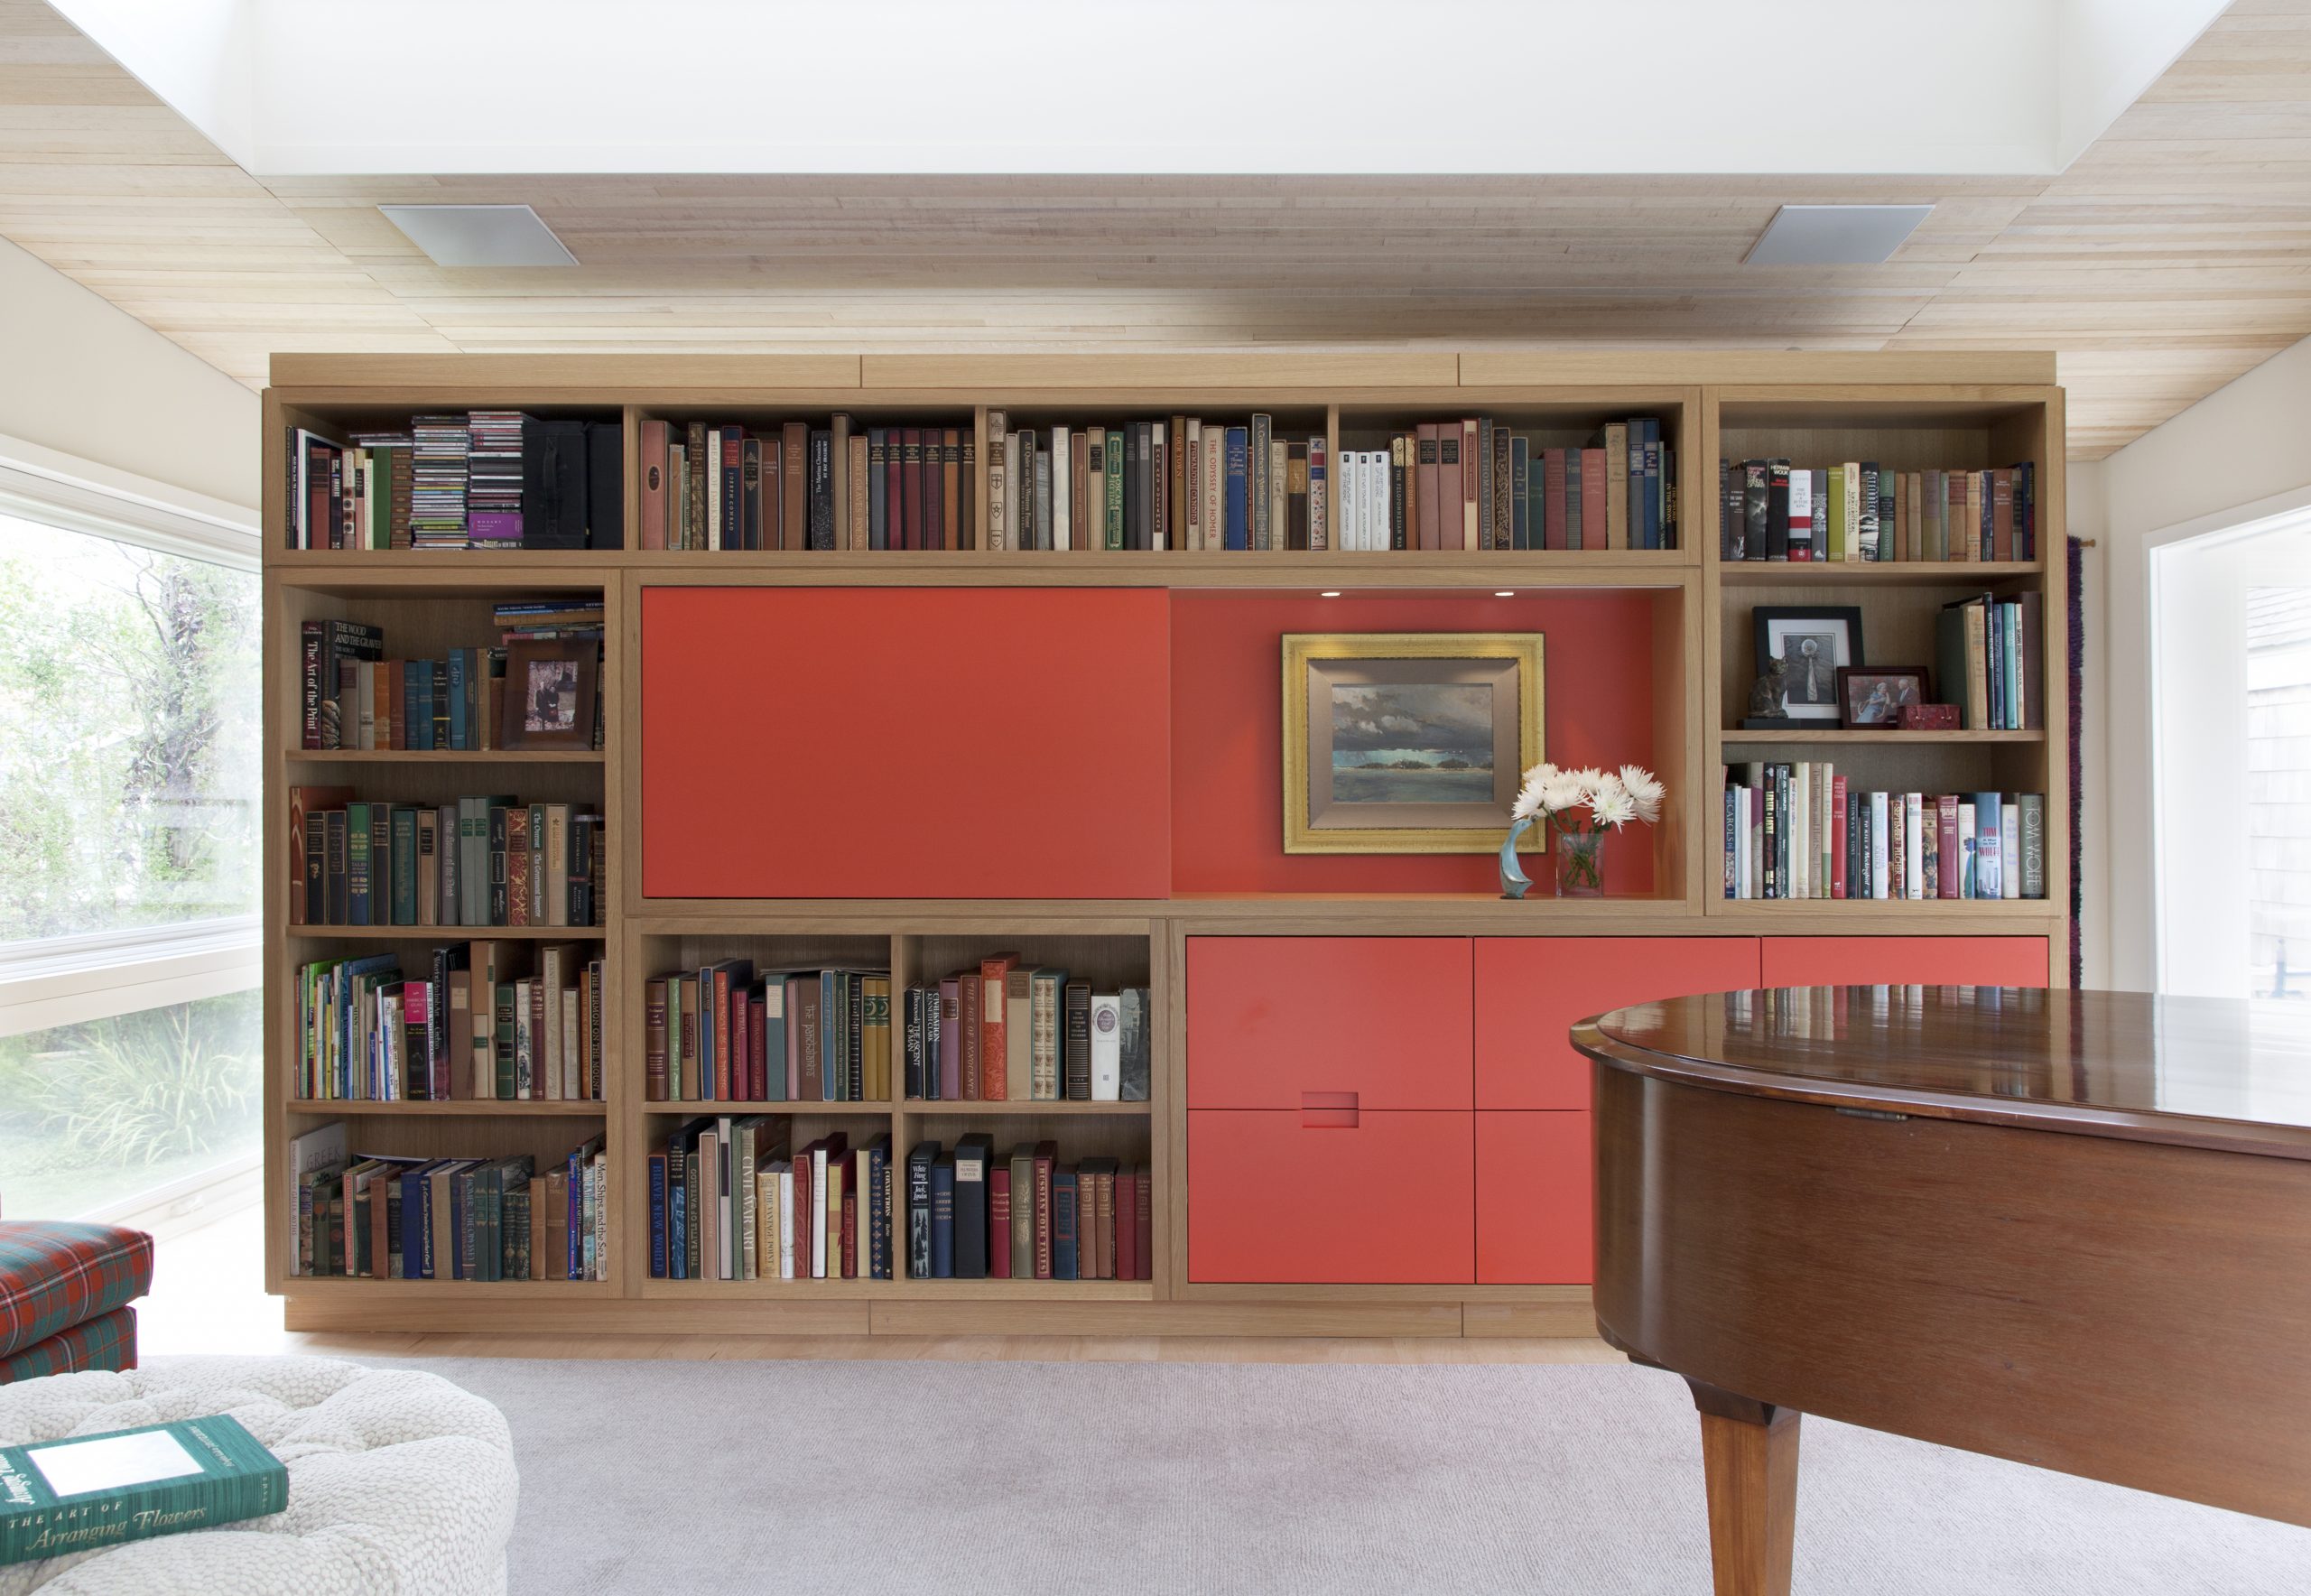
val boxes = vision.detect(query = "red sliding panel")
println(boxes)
[1761,936,2050,989]
[1474,937,1761,1109]
[1476,1111,1591,1285]
[1186,936,1472,1110]
[640,588,1171,898]
[1188,1109,1474,1284]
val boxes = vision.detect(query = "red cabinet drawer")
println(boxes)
[1186,936,1472,1110]
[1761,936,2049,989]
[1188,1109,1473,1284]
[1474,937,1760,1109]
[1476,1111,1591,1285]
[640,587,1172,898]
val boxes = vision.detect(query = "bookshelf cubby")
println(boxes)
[264,352,2066,1339]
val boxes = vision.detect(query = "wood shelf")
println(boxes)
[902,1100,1151,1116]
[1717,561,2043,587]
[286,924,608,940]
[642,1100,893,1116]
[283,748,604,765]
[1718,728,2045,746]
[287,1099,606,1115]
[264,353,2070,1337]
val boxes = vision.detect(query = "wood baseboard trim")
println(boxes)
[1463,1293,1598,1338]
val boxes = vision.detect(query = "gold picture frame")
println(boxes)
[1282,633,1545,855]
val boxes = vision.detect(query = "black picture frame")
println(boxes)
[1751,606,1865,723]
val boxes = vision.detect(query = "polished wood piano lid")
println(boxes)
[1576,987,2311,1161]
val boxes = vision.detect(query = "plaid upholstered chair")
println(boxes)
[0,1222,153,1383]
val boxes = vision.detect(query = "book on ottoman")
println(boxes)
[0,1413,286,1564]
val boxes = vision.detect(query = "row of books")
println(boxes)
[288,789,603,929]
[288,1121,608,1279]
[1722,764,2046,901]
[982,413,1676,553]
[298,602,606,751]
[903,968,1151,1101]
[644,965,891,1102]
[649,1121,894,1281]
[637,418,975,552]
[295,940,604,1103]
[284,415,623,551]
[1722,460,2039,563]
[1338,417,1675,552]
[910,1138,1151,1282]
[1937,592,2046,731]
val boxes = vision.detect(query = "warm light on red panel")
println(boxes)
[1169,590,1660,895]
[641,588,1172,899]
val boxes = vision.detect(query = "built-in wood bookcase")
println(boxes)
[262,351,2067,1339]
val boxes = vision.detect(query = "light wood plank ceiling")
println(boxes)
[4,0,2307,459]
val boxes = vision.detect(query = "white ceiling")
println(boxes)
[51,0,2223,177]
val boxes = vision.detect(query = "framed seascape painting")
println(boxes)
[1282,633,1545,854]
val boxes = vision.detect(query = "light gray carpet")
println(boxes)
[375,1357,2310,1596]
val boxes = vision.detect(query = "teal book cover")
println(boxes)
[0,1413,286,1565]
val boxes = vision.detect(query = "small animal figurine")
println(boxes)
[1746,654,1791,720]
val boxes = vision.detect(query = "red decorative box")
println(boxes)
[1901,704,1962,730]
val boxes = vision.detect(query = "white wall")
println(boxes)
[0,236,258,509]
[2094,330,2311,990]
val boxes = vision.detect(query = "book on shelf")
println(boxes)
[1722,762,2045,902]
[645,966,890,1103]
[290,1128,607,1281]
[1719,458,2037,563]
[636,417,971,551]
[1936,591,2046,730]
[298,601,605,751]
[897,970,1148,1101]
[647,1121,895,1283]
[0,1412,287,1566]
[285,413,623,551]
[287,790,603,930]
[903,1138,1149,1282]
[1336,414,1671,552]
[295,938,605,1103]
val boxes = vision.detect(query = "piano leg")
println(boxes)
[1686,1379,1802,1596]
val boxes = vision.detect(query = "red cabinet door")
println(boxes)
[1475,1111,1591,1285]
[1188,1109,1473,1284]
[640,587,1172,898]
[1187,937,1472,1110]
[1761,936,2049,989]
[1474,937,1761,1109]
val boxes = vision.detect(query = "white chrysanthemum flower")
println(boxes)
[1511,765,1553,823]
[1538,768,1589,815]
[1619,764,1665,824]
[1591,783,1638,830]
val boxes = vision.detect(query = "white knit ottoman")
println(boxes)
[0,1356,517,1596]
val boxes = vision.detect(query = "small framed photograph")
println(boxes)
[1751,606,1864,722]
[1836,666,1929,728]
[498,637,599,750]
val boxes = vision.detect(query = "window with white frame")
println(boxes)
[0,461,261,1222]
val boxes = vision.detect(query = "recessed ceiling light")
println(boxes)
[1319,590,1341,598]
[1744,204,1932,266]
[1495,590,1516,598]
[378,204,578,267]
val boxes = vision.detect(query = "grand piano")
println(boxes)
[1575,985,2311,1596]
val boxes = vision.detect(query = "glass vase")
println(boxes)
[1555,828,1605,897]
